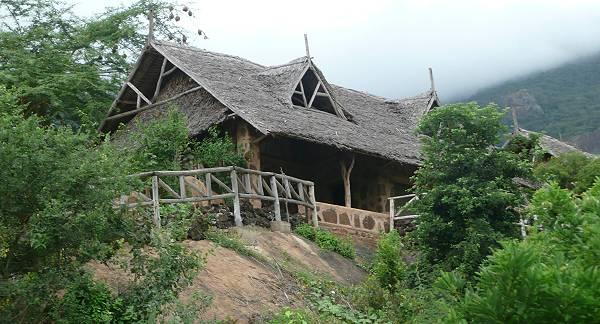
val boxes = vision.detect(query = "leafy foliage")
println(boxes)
[294,224,356,259]
[0,86,203,322]
[371,231,405,292]
[128,108,190,172]
[411,103,529,278]
[0,86,134,276]
[189,126,246,168]
[534,151,600,194]
[0,0,186,130]
[439,180,600,322]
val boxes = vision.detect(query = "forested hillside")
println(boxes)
[464,53,600,153]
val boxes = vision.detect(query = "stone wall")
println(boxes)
[316,202,389,236]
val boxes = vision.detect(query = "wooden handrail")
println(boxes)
[121,166,319,228]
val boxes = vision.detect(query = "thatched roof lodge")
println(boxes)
[99,39,439,214]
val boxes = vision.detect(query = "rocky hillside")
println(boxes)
[463,52,600,153]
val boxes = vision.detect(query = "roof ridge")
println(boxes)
[152,40,266,68]
[332,85,395,103]
[261,58,308,71]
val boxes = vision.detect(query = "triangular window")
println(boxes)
[292,68,345,118]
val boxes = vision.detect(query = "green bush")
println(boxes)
[128,109,190,172]
[189,126,246,168]
[439,180,600,322]
[294,224,356,259]
[534,151,591,191]
[412,103,528,278]
[372,231,405,291]
[53,274,117,323]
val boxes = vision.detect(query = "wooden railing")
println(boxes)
[388,194,530,237]
[120,166,318,228]
[388,194,419,230]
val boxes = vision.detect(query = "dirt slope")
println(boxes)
[92,226,367,323]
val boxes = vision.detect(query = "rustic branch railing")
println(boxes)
[388,194,419,231]
[388,194,531,237]
[120,166,319,228]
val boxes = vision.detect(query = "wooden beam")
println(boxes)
[158,178,180,198]
[339,154,355,208]
[299,80,308,107]
[307,80,321,108]
[105,86,203,121]
[152,57,168,102]
[126,82,151,105]
[162,66,178,77]
[308,68,347,120]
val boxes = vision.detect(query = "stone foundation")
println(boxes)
[316,202,389,235]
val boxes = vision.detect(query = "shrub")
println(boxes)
[372,231,405,291]
[534,151,591,191]
[439,180,600,323]
[128,108,189,172]
[188,126,246,168]
[53,274,117,324]
[294,224,356,259]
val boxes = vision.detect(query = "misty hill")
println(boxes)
[462,53,600,153]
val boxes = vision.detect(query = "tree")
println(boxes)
[411,103,530,278]
[0,0,186,130]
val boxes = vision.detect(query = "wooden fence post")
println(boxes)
[389,198,395,233]
[309,184,318,227]
[179,175,186,199]
[231,169,243,227]
[270,176,281,222]
[152,175,161,228]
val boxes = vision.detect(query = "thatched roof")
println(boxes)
[518,128,593,157]
[100,41,439,166]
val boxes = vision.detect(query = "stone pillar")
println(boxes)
[236,121,262,208]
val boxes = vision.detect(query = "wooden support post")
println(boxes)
[205,173,212,204]
[231,169,243,227]
[270,176,281,222]
[151,175,161,227]
[389,198,395,233]
[297,182,305,217]
[244,173,252,194]
[309,184,318,227]
[179,176,186,199]
[339,155,355,208]
[284,177,291,222]
[257,175,264,195]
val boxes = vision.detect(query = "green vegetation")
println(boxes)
[0,85,207,321]
[0,0,184,131]
[534,152,600,194]
[465,52,600,151]
[294,224,356,259]
[438,180,600,322]
[411,103,529,278]
[275,103,599,323]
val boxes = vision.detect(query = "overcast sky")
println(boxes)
[69,0,600,101]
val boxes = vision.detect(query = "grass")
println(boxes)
[294,224,356,259]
